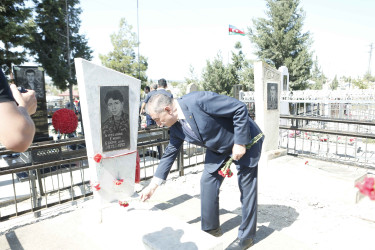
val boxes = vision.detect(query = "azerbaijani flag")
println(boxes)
[229,25,245,36]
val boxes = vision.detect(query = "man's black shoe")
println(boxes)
[204,227,223,237]
[226,238,254,250]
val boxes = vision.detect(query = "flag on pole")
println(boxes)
[229,25,245,36]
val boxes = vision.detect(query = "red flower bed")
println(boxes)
[52,108,78,134]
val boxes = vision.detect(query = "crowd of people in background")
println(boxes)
[139,78,173,128]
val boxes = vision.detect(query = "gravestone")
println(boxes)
[186,83,198,93]
[13,66,49,142]
[75,59,140,221]
[254,61,281,153]
[279,66,290,125]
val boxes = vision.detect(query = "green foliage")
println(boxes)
[310,56,326,90]
[200,42,254,95]
[0,0,34,75]
[230,42,254,91]
[27,0,92,91]
[330,75,339,90]
[201,53,235,95]
[248,0,313,90]
[364,72,375,82]
[352,78,369,89]
[100,18,148,84]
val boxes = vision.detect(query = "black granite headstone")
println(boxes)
[13,66,50,142]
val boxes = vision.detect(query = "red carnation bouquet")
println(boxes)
[219,133,264,178]
[52,108,78,134]
[356,177,375,200]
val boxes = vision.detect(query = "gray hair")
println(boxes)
[146,93,173,114]
[151,83,158,90]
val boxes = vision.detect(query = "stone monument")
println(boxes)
[279,66,290,125]
[186,83,198,93]
[254,61,282,154]
[75,59,140,221]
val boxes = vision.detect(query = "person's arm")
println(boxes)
[140,132,184,201]
[0,84,37,152]
[197,92,249,160]
[139,102,146,115]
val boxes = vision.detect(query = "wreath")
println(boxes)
[52,108,78,134]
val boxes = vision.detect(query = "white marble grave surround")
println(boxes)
[254,61,281,152]
[75,58,140,205]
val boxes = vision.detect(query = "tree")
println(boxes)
[352,78,368,89]
[310,56,326,90]
[0,1,33,76]
[27,0,92,107]
[330,75,339,90]
[229,42,255,91]
[201,53,235,95]
[100,18,148,86]
[200,42,255,95]
[363,72,375,82]
[248,0,313,90]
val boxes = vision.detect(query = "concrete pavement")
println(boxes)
[1,154,375,250]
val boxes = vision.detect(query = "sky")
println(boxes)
[79,0,375,82]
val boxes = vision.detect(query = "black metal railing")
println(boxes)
[0,127,206,222]
[279,115,375,169]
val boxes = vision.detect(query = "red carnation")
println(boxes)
[52,108,78,134]
[114,179,124,185]
[356,177,375,200]
[92,183,101,191]
[94,154,102,163]
[119,201,129,207]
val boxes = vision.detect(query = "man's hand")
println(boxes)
[232,144,246,161]
[140,183,158,202]
[10,84,37,115]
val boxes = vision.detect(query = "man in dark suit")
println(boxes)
[141,91,264,249]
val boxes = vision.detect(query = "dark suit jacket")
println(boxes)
[154,91,264,180]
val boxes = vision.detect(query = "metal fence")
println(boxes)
[239,89,375,168]
[279,90,375,168]
[0,128,206,222]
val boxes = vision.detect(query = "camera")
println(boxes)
[17,86,28,93]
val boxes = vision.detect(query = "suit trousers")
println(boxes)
[200,163,258,240]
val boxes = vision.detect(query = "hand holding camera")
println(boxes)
[10,84,37,115]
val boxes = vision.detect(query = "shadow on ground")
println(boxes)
[153,194,299,244]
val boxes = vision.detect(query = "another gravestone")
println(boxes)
[186,83,198,94]
[254,61,281,153]
[75,59,140,221]
[13,66,49,142]
[279,66,290,125]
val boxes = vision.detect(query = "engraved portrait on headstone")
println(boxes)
[14,66,45,99]
[267,82,278,110]
[100,86,130,152]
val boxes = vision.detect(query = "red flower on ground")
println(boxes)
[356,177,375,200]
[119,201,129,207]
[52,108,78,134]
